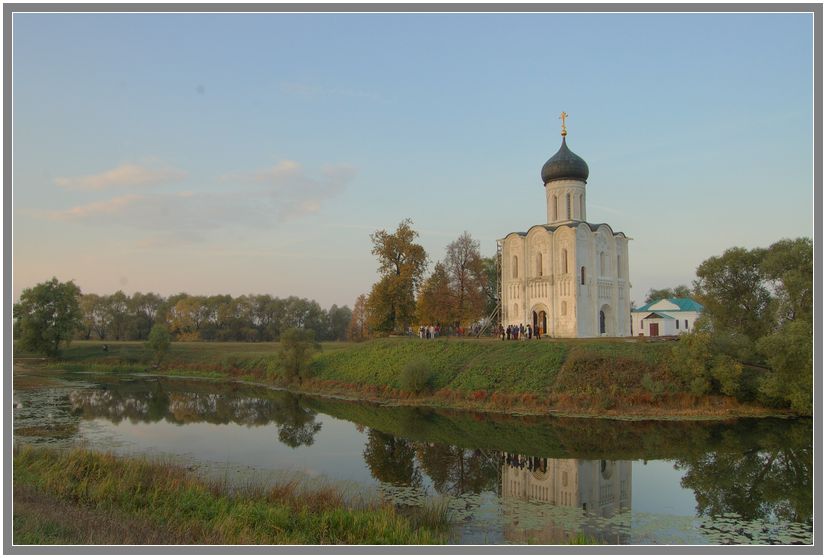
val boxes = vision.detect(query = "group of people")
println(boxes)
[418,324,442,339]
[417,323,485,339]
[498,323,541,340]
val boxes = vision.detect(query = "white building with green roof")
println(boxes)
[631,298,704,337]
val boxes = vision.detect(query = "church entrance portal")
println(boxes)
[599,304,613,336]
[532,309,547,336]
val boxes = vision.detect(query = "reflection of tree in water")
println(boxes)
[415,443,499,496]
[68,380,322,448]
[363,429,422,488]
[674,427,812,526]
[271,395,323,448]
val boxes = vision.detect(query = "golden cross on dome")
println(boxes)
[559,111,568,137]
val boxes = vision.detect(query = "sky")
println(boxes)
[12,11,814,309]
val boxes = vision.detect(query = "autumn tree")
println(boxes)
[366,219,428,334]
[415,262,453,326]
[480,255,499,318]
[347,294,370,341]
[444,231,487,328]
[14,277,83,357]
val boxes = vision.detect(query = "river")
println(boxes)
[13,372,813,545]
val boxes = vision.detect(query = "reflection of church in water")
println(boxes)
[501,453,632,544]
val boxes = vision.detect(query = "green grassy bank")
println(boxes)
[13,445,449,545]
[21,336,782,418]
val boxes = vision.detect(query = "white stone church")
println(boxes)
[499,116,631,338]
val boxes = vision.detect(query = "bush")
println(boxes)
[146,324,171,367]
[399,359,434,394]
[279,328,321,384]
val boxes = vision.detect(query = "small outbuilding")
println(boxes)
[631,298,703,337]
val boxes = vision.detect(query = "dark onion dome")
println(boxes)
[541,137,589,184]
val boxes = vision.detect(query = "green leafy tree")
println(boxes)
[278,328,321,384]
[760,237,813,326]
[127,292,164,340]
[644,284,693,304]
[14,277,83,357]
[757,320,813,415]
[146,324,172,367]
[326,304,353,341]
[106,290,130,340]
[367,219,428,334]
[693,247,773,341]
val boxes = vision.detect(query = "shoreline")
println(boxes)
[15,360,797,422]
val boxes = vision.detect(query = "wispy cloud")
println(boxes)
[226,159,357,221]
[54,163,187,191]
[48,194,143,220]
[46,160,357,242]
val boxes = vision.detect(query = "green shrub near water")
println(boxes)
[399,359,434,394]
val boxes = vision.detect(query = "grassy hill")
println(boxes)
[17,336,780,418]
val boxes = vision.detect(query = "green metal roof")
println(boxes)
[633,298,704,313]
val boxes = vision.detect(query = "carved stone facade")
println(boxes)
[500,130,631,338]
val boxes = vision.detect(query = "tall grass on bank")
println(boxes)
[13,445,450,545]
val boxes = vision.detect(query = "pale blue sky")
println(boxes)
[12,12,814,308]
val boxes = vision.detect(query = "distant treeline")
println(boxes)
[75,292,352,342]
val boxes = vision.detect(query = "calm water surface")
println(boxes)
[13,373,813,545]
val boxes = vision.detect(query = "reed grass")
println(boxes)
[13,445,450,545]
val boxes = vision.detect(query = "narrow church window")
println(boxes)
[579,194,583,219]
[566,193,571,219]
[676,320,680,329]
[685,319,689,329]
[562,249,568,274]
[561,301,567,316]
[617,254,622,278]
[553,195,558,221]
[580,266,585,285]
[536,252,543,276]
[513,303,519,318]
[512,255,518,279]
